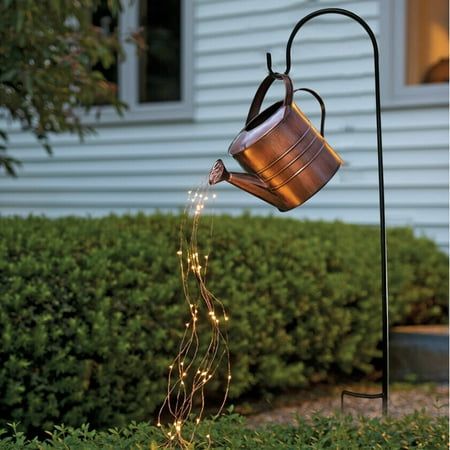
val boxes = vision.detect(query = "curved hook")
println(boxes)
[266,7,379,76]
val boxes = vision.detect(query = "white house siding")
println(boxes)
[1,0,448,251]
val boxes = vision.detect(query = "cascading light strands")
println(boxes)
[157,182,231,449]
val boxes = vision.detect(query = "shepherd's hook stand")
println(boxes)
[266,8,389,415]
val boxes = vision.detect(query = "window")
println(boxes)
[405,0,448,85]
[380,0,449,107]
[92,0,118,105]
[91,0,193,122]
[138,1,181,103]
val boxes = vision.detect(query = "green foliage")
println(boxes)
[0,412,448,449]
[0,0,126,175]
[0,214,447,433]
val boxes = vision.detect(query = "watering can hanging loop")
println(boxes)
[209,72,343,211]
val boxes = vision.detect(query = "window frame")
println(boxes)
[379,0,449,109]
[86,0,194,124]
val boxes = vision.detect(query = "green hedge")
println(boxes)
[0,214,447,433]
[0,413,448,449]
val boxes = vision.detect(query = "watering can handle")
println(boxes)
[246,73,293,125]
[245,74,327,138]
[293,87,326,137]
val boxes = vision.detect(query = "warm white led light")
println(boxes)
[158,183,230,449]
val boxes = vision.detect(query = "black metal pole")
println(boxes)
[266,8,389,415]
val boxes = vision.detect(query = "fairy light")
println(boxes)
[157,182,231,449]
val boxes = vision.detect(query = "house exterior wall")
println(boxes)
[1,0,448,251]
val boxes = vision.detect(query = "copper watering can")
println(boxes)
[209,74,343,211]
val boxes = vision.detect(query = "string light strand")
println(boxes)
[157,181,231,448]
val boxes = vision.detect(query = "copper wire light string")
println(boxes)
[157,181,231,448]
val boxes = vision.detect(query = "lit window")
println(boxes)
[405,0,449,85]
[380,0,449,107]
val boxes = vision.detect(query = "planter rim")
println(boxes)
[392,325,449,336]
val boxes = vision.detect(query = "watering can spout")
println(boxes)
[208,159,288,211]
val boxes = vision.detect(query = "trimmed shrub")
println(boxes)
[0,214,447,433]
[0,412,448,449]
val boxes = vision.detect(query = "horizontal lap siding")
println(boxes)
[1,0,448,251]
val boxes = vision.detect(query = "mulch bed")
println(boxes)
[242,383,449,428]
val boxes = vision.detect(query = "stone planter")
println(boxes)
[390,325,449,383]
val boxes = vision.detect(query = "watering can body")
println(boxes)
[209,74,343,211]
